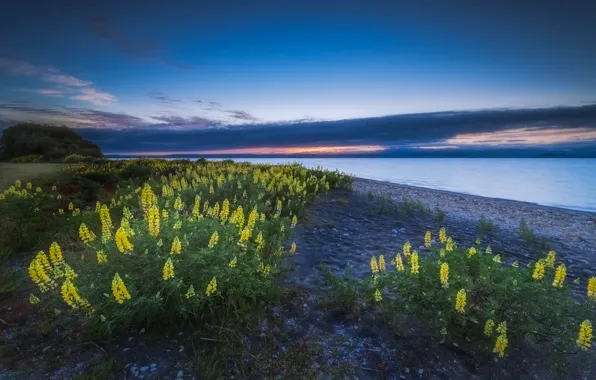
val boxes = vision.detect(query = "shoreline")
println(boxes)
[352,176,596,262]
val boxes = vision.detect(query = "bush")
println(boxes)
[24,160,350,333]
[10,155,43,163]
[369,230,595,363]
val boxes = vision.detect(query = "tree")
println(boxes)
[0,123,103,162]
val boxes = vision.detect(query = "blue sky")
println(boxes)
[1,0,596,153]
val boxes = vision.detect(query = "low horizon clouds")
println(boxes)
[0,58,115,105]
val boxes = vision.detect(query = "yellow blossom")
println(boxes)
[424,231,432,248]
[115,227,134,253]
[61,278,90,310]
[484,319,495,336]
[394,254,405,271]
[206,277,217,296]
[255,231,265,252]
[229,256,237,268]
[439,248,446,258]
[493,254,501,263]
[455,289,466,313]
[174,196,184,211]
[587,277,596,300]
[370,256,379,275]
[446,237,455,252]
[440,262,449,288]
[111,273,131,304]
[410,251,420,275]
[374,289,382,302]
[403,241,411,256]
[493,334,508,357]
[220,198,230,221]
[95,201,101,212]
[96,250,108,264]
[147,205,160,238]
[162,258,175,280]
[467,247,477,258]
[208,231,219,248]
[78,223,96,244]
[170,236,182,255]
[378,255,386,271]
[532,260,545,280]
[99,205,113,240]
[439,227,447,243]
[512,260,519,268]
[237,227,250,247]
[552,264,567,288]
[486,245,492,255]
[290,242,297,254]
[545,250,556,268]
[68,202,74,211]
[185,285,196,298]
[577,320,592,350]
[49,242,64,266]
[291,215,298,228]
[29,293,41,304]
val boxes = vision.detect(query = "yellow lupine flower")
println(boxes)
[170,236,182,255]
[467,247,477,258]
[115,227,134,253]
[577,320,592,350]
[552,264,567,288]
[141,183,157,209]
[532,260,545,280]
[237,227,250,247]
[410,251,420,275]
[255,232,265,252]
[493,334,508,357]
[220,198,230,221]
[486,245,492,255]
[446,237,454,252]
[208,231,219,248]
[493,254,501,263]
[49,242,64,266]
[228,256,237,268]
[185,285,196,298]
[587,277,596,300]
[512,260,519,268]
[162,258,175,280]
[147,205,160,238]
[111,273,131,304]
[440,262,449,288]
[29,293,40,304]
[545,250,556,268]
[496,321,507,335]
[206,277,217,296]
[374,289,382,302]
[61,278,90,310]
[455,289,466,313]
[378,255,386,272]
[174,196,184,211]
[95,201,101,212]
[289,242,297,254]
[99,205,113,240]
[424,231,431,248]
[439,248,446,258]
[403,241,411,256]
[161,208,169,219]
[96,250,108,264]
[291,215,298,228]
[439,227,447,243]
[394,254,405,271]
[484,319,495,337]
[15,180,21,188]
[370,256,379,275]
[68,202,74,211]
[78,223,96,244]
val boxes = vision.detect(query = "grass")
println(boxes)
[519,217,551,252]
[478,215,497,236]
[0,163,64,189]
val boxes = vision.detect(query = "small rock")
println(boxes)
[140,328,145,334]
[418,368,423,376]
[140,366,149,372]
[150,363,157,368]
[343,233,349,236]
[179,345,184,352]
[176,370,183,378]
[128,337,133,341]
[405,367,410,373]
[123,348,130,352]
[399,228,406,233]
[178,332,183,336]
[392,229,398,233]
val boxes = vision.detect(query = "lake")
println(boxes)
[213,158,596,212]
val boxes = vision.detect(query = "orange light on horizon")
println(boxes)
[447,127,596,146]
[114,145,386,156]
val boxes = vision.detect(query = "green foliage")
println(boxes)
[10,154,43,163]
[319,264,361,313]
[372,233,595,362]
[478,215,497,236]
[0,123,103,162]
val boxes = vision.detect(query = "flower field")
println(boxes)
[2,159,351,332]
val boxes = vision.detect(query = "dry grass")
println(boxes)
[0,163,63,189]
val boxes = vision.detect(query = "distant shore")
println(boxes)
[352,177,596,264]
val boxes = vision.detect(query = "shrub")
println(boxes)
[10,155,43,163]
[369,230,595,363]
[24,160,349,333]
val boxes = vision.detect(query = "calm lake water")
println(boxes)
[214,158,596,212]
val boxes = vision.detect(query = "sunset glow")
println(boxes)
[446,127,596,146]
[117,145,386,156]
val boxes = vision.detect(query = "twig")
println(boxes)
[200,337,225,342]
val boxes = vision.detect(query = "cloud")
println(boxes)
[0,57,116,105]
[147,92,182,104]
[71,88,117,105]
[150,115,222,129]
[40,73,91,87]
[224,109,260,122]
[90,17,193,70]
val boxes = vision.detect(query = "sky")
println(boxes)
[1,0,596,155]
